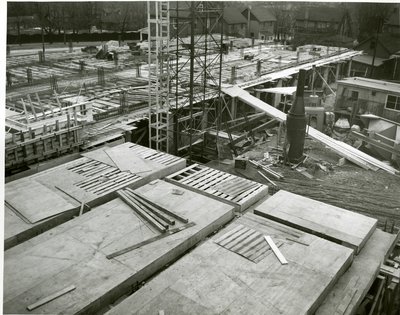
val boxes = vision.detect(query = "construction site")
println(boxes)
[3,2,400,314]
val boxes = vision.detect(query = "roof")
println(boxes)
[296,6,344,22]
[386,5,400,26]
[243,7,276,22]
[223,7,247,25]
[356,33,400,56]
[352,54,386,67]
[337,77,400,94]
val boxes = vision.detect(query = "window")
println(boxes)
[385,94,400,111]
[350,90,359,100]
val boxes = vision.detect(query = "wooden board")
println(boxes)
[3,180,235,314]
[316,229,397,315]
[105,213,353,315]
[254,190,377,254]
[166,163,269,212]
[4,143,186,249]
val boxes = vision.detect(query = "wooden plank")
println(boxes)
[254,190,377,254]
[125,190,175,225]
[126,188,189,223]
[26,285,76,311]
[264,235,288,265]
[117,190,168,232]
[106,222,196,259]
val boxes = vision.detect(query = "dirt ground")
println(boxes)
[209,131,400,231]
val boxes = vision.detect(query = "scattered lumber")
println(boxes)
[249,159,284,179]
[106,222,196,259]
[117,190,168,233]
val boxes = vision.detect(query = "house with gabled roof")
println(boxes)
[241,6,276,41]
[354,33,400,80]
[295,6,352,36]
[222,7,247,38]
[383,4,400,34]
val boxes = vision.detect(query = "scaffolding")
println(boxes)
[147,1,170,152]
[147,1,224,159]
[171,1,224,160]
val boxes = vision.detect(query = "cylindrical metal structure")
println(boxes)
[286,69,307,163]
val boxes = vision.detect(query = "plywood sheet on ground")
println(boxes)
[106,213,353,315]
[316,228,397,315]
[254,190,377,253]
[5,179,76,224]
[3,180,235,315]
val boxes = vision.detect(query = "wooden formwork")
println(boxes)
[165,163,269,212]
[5,126,82,170]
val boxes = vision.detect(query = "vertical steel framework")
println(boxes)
[147,1,224,158]
[148,1,170,152]
[170,1,224,159]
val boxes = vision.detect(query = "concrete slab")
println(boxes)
[3,180,235,314]
[316,228,397,314]
[4,143,186,249]
[254,190,377,254]
[106,213,354,315]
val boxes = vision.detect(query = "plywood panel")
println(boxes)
[106,213,353,315]
[254,190,377,253]
[4,180,235,314]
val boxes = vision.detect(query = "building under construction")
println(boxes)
[4,2,400,314]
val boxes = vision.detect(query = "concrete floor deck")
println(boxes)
[3,180,235,314]
[106,212,353,315]
[4,142,186,249]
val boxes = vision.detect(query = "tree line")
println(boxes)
[7,2,147,35]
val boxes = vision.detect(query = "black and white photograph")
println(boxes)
[2,1,400,314]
